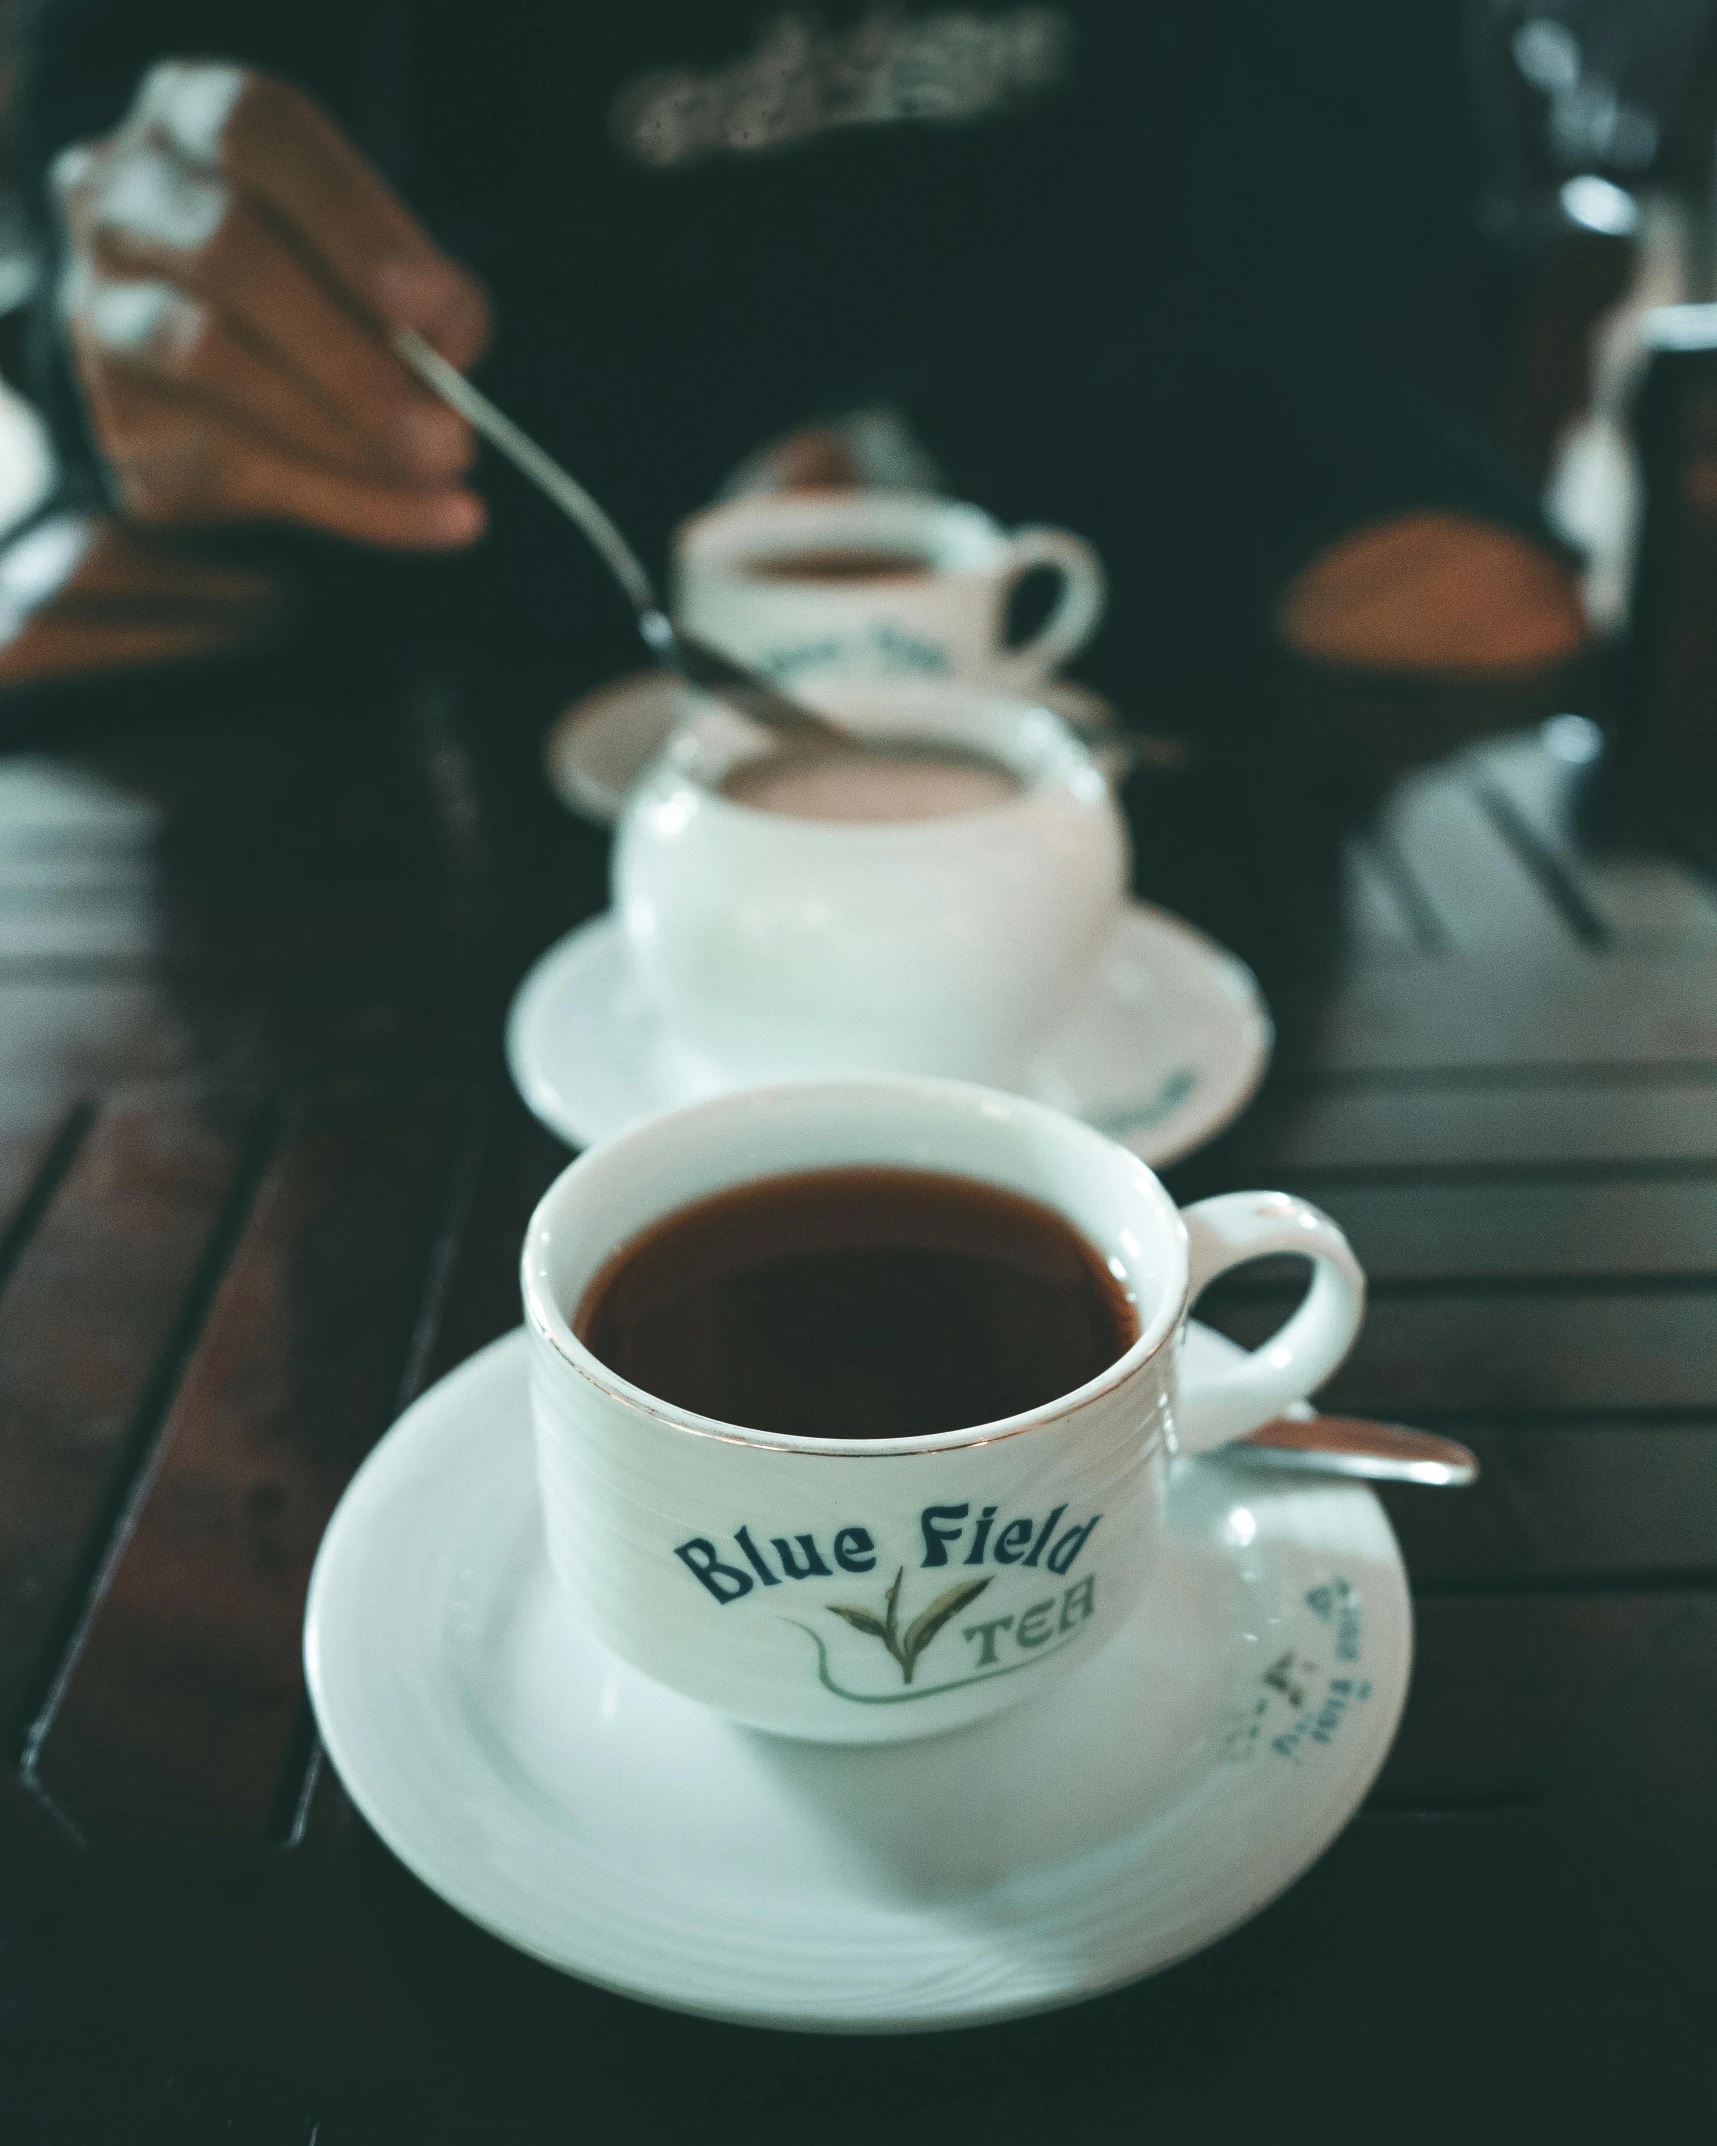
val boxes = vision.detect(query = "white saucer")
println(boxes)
[545,671,687,826]
[506,901,1271,1166]
[544,671,1133,828]
[305,1325,1410,2034]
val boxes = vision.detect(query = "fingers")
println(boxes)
[133,62,491,364]
[72,181,472,481]
[80,283,464,486]
[0,513,289,687]
[234,449,483,549]
[51,61,497,549]
[61,521,285,609]
[0,611,263,686]
[78,360,485,548]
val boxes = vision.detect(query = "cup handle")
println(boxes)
[987,526,1107,682]
[1172,1192,1366,1457]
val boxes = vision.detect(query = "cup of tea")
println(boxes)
[522,1076,1366,1744]
[615,679,1128,1090]
[673,491,1106,690]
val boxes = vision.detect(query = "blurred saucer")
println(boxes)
[544,670,1129,827]
[506,899,1270,1163]
[305,1324,1410,2033]
[544,671,690,826]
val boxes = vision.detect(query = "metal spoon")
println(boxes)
[394,327,850,750]
[1227,1411,1478,1487]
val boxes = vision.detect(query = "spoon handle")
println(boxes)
[1227,1414,1479,1487]
[394,326,662,619]
[394,328,850,751]
[663,627,858,746]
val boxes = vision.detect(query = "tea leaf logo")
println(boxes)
[826,1566,993,1684]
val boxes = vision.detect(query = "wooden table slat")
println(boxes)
[24,1093,464,1840]
[0,758,158,850]
[1320,1288,1717,1419]
[1374,764,1582,949]
[1311,946,1717,1071]
[1475,731,1717,947]
[1200,1286,1717,1419]
[0,1098,86,1269]
[1304,1176,1717,1282]
[1382,1425,1717,1586]
[1339,839,1426,952]
[1374,1591,1700,1807]
[0,910,160,962]
[1252,1074,1717,1172]
[0,980,192,1087]
[0,1102,260,1745]
[419,1093,572,1395]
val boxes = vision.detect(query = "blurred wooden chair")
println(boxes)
[1477,3,1717,793]
[1390,1,1710,485]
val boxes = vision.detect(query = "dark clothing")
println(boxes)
[15,1,1550,685]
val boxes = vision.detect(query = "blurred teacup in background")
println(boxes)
[546,491,1113,828]
[615,679,1128,1092]
[673,491,1106,691]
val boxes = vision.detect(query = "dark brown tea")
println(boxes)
[574,1167,1138,1440]
[745,547,932,583]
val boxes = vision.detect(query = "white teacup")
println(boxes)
[523,1076,1367,1744]
[673,491,1105,689]
[615,680,1128,1090]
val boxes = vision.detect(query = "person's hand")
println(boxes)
[0,513,287,686]
[52,61,492,550]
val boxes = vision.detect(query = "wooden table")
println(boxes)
[1,648,1713,2141]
